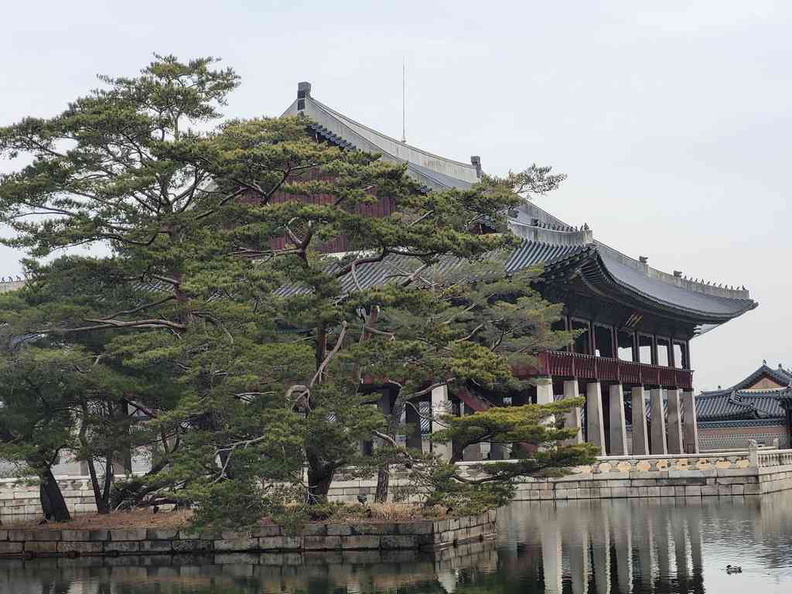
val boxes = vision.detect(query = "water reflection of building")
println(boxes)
[4,496,792,592]
[502,500,710,593]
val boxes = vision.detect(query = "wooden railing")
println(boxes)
[516,351,693,390]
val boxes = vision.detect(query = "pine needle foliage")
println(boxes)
[0,55,575,525]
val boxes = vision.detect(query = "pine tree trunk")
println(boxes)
[39,468,71,522]
[374,465,390,503]
[374,390,404,504]
[85,456,109,514]
[306,463,334,504]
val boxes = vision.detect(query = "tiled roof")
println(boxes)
[276,238,585,298]
[279,83,756,326]
[695,388,791,422]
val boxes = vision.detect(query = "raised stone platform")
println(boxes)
[3,449,791,518]
[0,511,496,558]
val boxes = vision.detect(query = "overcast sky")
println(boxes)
[1,0,789,390]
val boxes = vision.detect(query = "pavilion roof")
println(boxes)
[279,83,757,328]
[0,84,759,330]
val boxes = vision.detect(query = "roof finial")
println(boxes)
[297,82,311,114]
[763,359,767,366]
[470,156,482,178]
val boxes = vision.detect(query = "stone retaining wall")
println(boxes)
[502,463,792,501]
[4,450,792,518]
[0,511,496,558]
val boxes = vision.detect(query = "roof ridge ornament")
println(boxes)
[297,81,311,114]
[470,156,482,178]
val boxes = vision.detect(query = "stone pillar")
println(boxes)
[586,382,606,456]
[536,376,555,429]
[405,399,423,451]
[608,384,628,456]
[682,390,699,454]
[631,386,649,455]
[462,402,483,461]
[563,379,583,444]
[536,376,554,405]
[666,388,684,454]
[650,388,668,455]
[489,443,509,460]
[431,385,452,461]
[374,392,393,449]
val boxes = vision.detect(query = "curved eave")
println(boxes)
[545,248,757,326]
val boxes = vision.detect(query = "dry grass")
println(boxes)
[12,509,192,531]
[333,502,442,522]
[14,502,444,531]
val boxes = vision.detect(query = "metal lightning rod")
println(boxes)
[401,58,406,143]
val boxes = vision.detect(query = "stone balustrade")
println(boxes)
[757,449,792,467]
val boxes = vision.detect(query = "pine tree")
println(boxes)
[0,55,571,521]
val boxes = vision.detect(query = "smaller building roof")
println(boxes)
[724,362,792,391]
[696,388,791,421]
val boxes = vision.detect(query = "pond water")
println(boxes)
[2,493,792,593]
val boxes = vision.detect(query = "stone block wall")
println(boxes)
[510,468,765,501]
[759,467,792,494]
[0,511,497,558]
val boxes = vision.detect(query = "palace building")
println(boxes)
[281,82,758,459]
[0,83,759,473]
[697,362,792,450]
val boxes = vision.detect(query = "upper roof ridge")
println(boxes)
[283,82,479,189]
[311,98,478,171]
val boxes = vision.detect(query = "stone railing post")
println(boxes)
[748,439,759,466]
